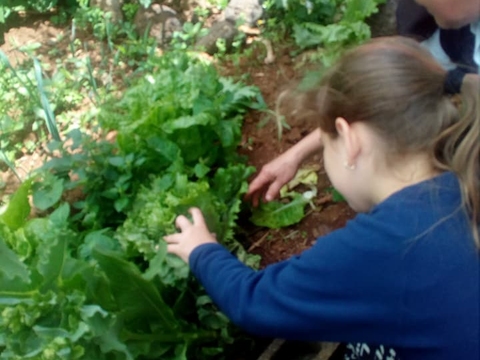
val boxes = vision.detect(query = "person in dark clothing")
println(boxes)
[165,37,480,360]
[396,0,479,87]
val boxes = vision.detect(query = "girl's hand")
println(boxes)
[245,151,300,207]
[164,207,218,264]
[245,129,323,207]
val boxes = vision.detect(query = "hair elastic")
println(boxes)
[443,68,467,95]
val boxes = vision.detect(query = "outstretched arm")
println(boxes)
[245,128,323,206]
[165,207,406,344]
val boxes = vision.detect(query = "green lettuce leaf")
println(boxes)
[250,193,309,228]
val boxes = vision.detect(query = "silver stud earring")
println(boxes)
[343,161,356,170]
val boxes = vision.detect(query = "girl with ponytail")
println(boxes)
[165,37,479,360]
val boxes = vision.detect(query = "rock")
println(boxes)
[368,0,399,37]
[133,4,182,45]
[194,20,238,55]
[90,0,124,23]
[224,0,264,27]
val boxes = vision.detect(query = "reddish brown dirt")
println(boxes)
[0,18,356,268]
[217,43,356,267]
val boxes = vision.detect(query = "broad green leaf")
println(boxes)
[194,163,210,178]
[0,224,32,261]
[108,156,125,167]
[95,319,134,360]
[161,114,215,133]
[49,202,70,226]
[36,235,67,289]
[0,238,30,283]
[146,136,181,164]
[32,175,64,211]
[114,197,129,212]
[0,178,32,231]
[78,230,119,260]
[93,248,179,329]
[214,119,242,148]
[250,193,308,228]
[212,165,254,203]
[144,243,189,288]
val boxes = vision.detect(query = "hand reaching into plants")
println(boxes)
[245,150,300,207]
[245,128,323,207]
[164,208,218,264]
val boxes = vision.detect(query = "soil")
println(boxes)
[0,13,356,360]
[218,44,356,267]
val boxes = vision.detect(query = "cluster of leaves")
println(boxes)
[265,0,386,66]
[265,0,339,30]
[0,0,166,176]
[0,54,55,172]
[0,47,100,174]
[0,0,78,25]
[0,51,264,359]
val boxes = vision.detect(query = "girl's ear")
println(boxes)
[335,117,361,165]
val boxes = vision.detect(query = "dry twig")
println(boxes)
[248,230,271,252]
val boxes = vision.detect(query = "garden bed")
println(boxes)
[0,6,361,359]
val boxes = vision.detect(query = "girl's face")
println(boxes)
[415,0,480,28]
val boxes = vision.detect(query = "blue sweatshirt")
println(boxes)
[189,172,479,360]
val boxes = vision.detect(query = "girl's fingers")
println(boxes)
[164,234,179,244]
[246,174,269,198]
[166,243,178,254]
[175,215,191,230]
[189,207,205,226]
[265,181,282,202]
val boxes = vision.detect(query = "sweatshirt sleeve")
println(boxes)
[189,213,406,345]
[189,174,479,358]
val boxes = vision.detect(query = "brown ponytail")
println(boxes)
[433,75,480,246]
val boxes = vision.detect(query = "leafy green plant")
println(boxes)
[0,51,264,359]
[264,0,339,30]
[0,53,51,168]
[0,0,79,25]
[0,186,232,359]
[265,0,386,66]
[250,193,309,228]
[249,189,317,228]
[294,0,385,63]
[0,50,97,172]
[171,22,209,51]
[74,3,119,41]
[99,51,265,170]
